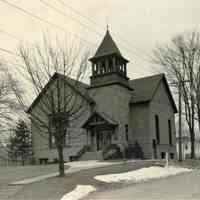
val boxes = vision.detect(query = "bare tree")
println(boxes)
[153,31,200,159]
[4,36,90,176]
[0,68,21,128]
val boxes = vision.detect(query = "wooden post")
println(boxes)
[165,152,169,167]
[178,82,182,162]
[105,59,109,73]
[112,57,116,72]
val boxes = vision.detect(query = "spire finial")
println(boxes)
[106,16,109,33]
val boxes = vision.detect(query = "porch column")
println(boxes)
[86,130,89,146]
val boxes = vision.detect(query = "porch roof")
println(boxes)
[82,111,118,128]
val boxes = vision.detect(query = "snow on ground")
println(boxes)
[10,160,121,185]
[60,185,96,200]
[94,166,192,183]
[65,160,117,169]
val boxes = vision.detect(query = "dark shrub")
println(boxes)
[132,141,144,159]
[103,144,123,160]
[125,144,135,159]
[125,141,144,159]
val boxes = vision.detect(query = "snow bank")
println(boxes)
[60,185,96,200]
[65,160,114,169]
[94,166,192,183]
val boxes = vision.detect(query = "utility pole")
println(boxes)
[178,82,182,161]
[170,80,190,162]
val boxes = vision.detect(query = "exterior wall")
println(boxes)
[88,84,132,149]
[31,80,91,163]
[90,73,129,88]
[31,76,177,161]
[130,103,152,158]
[149,81,177,159]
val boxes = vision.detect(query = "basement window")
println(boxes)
[161,152,166,159]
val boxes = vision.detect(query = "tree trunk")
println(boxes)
[58,146,65,177]
[190,128,196,159]
[198,107,200,132]
[191,138,195,159]
[22,153,25,166]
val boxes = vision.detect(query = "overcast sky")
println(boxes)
[0,0,200,80]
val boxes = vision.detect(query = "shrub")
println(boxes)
[125,141,144,159]
[103,144,123,160]
[132,141,144,159]
[125,144,135,159]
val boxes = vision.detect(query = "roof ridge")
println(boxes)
[55,72,89,87]
[27,72,93,113]
[129,73,164,82]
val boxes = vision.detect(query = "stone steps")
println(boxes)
[79,151,103,161]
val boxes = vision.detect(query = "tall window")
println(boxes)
[125,124,129,142]
[49,122,56,149]
[49,116,66,149]
[155,115,160,144]
[168,119,172,146]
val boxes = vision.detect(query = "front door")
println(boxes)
[96,130,112,150]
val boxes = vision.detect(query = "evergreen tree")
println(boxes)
[10,120,32,165]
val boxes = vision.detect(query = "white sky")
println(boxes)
[0,0,200,81]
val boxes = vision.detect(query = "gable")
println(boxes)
[27,73,94,113]
[129,74,163,104]
[82,111,118,128]
[129,74,177,113]
[151,78,177,113]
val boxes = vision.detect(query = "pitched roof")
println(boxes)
[82,111,118,128]
[57,73,93,103]
[129,74,178,113]
[91,30,122,59]
[27,73,94,113]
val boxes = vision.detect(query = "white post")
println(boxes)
[165,152,169,168]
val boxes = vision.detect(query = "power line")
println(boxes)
[0,47,18,57]
[56,0,153,62]
[0,25,153,74]
[0,29,22,41]
[39,0,152,71]
[40,1,140,59]
[0,0,153,74]
[0,0,152,70]
[0,44,153,75]
[0,0,96,48]
[40,0,103,37]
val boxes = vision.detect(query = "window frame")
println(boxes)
[155,115,160,144]
[48,115,66,149]
[168,119,173,146]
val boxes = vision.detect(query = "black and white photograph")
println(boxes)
[0,0,200,199]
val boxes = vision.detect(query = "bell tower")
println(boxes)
[89,30,131,89]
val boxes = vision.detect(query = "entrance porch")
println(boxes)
[82,111,118,152]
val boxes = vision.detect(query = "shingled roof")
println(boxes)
[129,74,177,113]
[27,73,94,113]
[90,30,122,60]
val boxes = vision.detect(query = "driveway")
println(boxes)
[87,170,199,200]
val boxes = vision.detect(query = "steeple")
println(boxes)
[91,30,122,60]
[89,30,130,89]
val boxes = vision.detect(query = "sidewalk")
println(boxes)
[87,170,198,200]
[9,160,133,185]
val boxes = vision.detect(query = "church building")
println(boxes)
[29,30,177,163]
